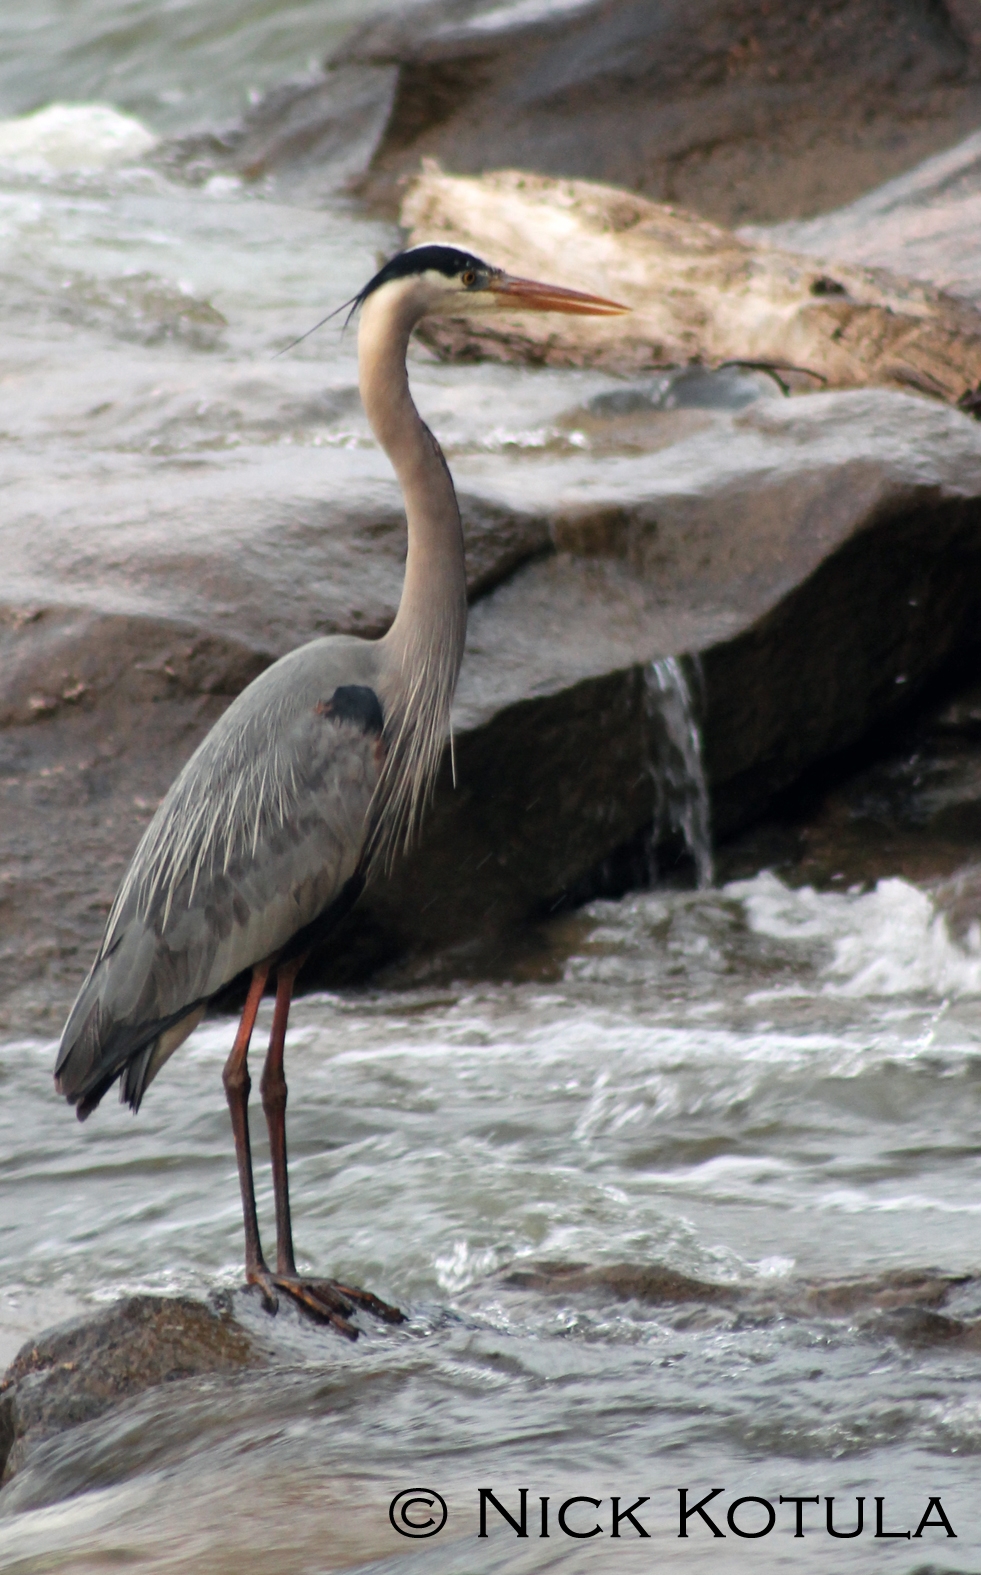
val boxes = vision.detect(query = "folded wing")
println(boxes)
[55,649,385,1116]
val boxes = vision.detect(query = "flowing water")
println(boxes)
[4,875,981,1571]
[644,657,713,890]
[2,3,981,1571]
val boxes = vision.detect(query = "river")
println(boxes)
[1,2,981,1570]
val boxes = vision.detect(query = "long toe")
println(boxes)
[274,1276,361,1339]
[329,1281,406,1324]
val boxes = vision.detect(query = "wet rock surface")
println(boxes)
[231,0,981,228]
[504,1264,981,1358]
[7,382,981,1023]
[716,662,981,902]
[0,1293,260,1489]
[4,1265,979,1510]
[502,1260,981,1344]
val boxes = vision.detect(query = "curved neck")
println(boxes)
[358,289,467,688]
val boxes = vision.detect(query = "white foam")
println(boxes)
[462,0,594,34]
[434,1238,508,1293]
[727,870,981,998]
[0,104,157,173]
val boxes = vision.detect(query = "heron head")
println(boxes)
[355,244,628,321]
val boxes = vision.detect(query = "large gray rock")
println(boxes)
[743,126,981,307]
[340,386,981,972]
[227,0,981,226]
[6,378,981,1024]
[0,458,546,1030]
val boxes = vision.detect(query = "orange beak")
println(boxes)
[488,273,629,316]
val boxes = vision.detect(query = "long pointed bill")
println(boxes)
[489,273,629,316]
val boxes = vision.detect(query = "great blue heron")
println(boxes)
[54,244,626,1336]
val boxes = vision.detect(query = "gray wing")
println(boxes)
[55,638,384,1116]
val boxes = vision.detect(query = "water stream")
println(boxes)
[644,657,714,889]
[1,3,981,1570]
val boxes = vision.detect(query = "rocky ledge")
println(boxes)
[5,369,981,1022]
[214,0,981,230]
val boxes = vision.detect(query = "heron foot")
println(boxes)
[248,1266,404,1338]
[314,1279,406,1326]
[246,1264,281,1317]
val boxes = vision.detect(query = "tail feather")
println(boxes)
[56,957,206,1117]
[54,990,133,1115]
[77,1067,123,1122]
[118,1007,206,1112]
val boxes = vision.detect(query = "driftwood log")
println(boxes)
[402,166,981,406]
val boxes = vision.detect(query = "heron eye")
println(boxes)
[461,270,477,287]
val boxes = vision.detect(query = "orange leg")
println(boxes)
[260,955,303,1277]
[256,954,406,1338]
[222,963,272,1297]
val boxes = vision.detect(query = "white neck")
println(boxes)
[358,286,467,687]
[357,283,468,859]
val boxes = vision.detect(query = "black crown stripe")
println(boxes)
[355,245,491,308]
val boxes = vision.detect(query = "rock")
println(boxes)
[504,1261,739,1305]
[0,438,546,1030]
[8,382,981,1021]
[0,1294,260,1486]
[233,0,981,228]
[794,1269,963,1317]
[715,661,981,896]
[499,1260,981,1347]
[161,65,401,197]
[875,1307,981,1348]
[335,385,981,975]
[0,464,545,683]
[402,166,981,405]
[742,126,981,307]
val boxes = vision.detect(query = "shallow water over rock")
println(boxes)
[3,872,981,1569]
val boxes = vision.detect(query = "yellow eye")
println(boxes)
[461,270,476,287]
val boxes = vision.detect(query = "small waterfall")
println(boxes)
[643,656,714,888]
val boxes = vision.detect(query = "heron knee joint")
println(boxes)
[260,1070,287,1112]
[223,1064,251,1099]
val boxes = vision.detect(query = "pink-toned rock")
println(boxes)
[743,127,981,306]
